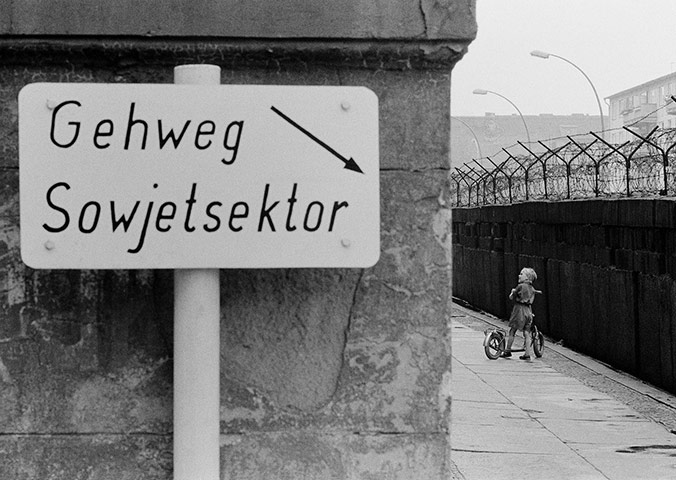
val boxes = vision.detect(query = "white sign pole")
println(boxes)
[173,64,221,480]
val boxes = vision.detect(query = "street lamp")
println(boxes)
[472,88,531,144]
[451,116,483,159]
[530,50,605,136]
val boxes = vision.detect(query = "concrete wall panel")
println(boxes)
[637,274,665,387]
[487,250,505,317]
[453,199,676,393]
[607,270,637,374]
[545,259,562,339]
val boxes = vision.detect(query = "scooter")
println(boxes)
[483,321,545,360]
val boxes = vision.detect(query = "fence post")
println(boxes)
[503,149,528,201]
[622,125,676,196]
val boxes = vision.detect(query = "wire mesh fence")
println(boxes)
[450,124,676,207]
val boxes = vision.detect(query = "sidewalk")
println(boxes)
[451,304,676,480]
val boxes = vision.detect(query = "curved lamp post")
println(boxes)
[530,50,605,137]
[472,88,531,144]
[451,116,483,159]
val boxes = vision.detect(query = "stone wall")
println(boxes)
[453,199,676,395]
[0,2,476,478]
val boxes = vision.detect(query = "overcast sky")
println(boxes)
[451,0,676,117]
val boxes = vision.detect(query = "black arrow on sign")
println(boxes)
[270,105,364,174]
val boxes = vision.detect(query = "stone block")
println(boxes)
[491,204,511,223]
[654,199,676,228]
[488,250,507,317]
[579,198,605,225]
[478,222,492,237]
[664,282,676,392]
[545,259,563,339]
[556,261,582,348]
[636,274,666,388]
[557,200,581,224]
[614,248,634,270]
[221,432,449,480]
[478,236,493,250]
[491,222,507,238]
[633,250,663,275]
[602,199,620,226]
[605,270,637,374]
[590,225,607,247]
[451,207,469,223]
[590,267,613,365]
[575,264,597,356]
[554,242,574,262]
[594,247,612,267]
[617,198,654,227]
[578,245,597,266]
[503,223,514,253]
[0,435,171,479]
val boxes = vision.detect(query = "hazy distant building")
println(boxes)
[606,71,676,144]
[451,113,604,168]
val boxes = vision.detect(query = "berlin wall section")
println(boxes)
[0,1,477,478]
[453,199,676,395]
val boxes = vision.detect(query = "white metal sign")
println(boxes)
[19,83,379,269]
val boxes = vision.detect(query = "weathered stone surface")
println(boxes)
[366,70,451,170]
[219,171,453,434]
[221,432,449,480]
[0,19,457,477]
[0,269,174,434]
[0,435,172,479]
[221,269,359,412]
[2,0,477,41]
[4,431,445,480]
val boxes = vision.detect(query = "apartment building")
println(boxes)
[606,71,676,144]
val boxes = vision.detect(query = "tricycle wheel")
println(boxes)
[484,332,505,359]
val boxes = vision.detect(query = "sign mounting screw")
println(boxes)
[340,101,351,112]
[46,99,58,110]
[44,240,55,251]
[341,238,351,248]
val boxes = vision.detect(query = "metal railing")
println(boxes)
[450,125,676,207]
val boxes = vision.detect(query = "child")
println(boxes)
[502,267,540,361]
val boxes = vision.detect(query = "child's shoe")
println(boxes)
[519,354,531,361]
[501,351,512,358]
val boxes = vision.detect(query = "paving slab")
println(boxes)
[452,449,609,480]
[451,305,676,480]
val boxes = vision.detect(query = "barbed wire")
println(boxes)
[450,123,676,207]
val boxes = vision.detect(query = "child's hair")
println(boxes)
[520,267,537,282]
